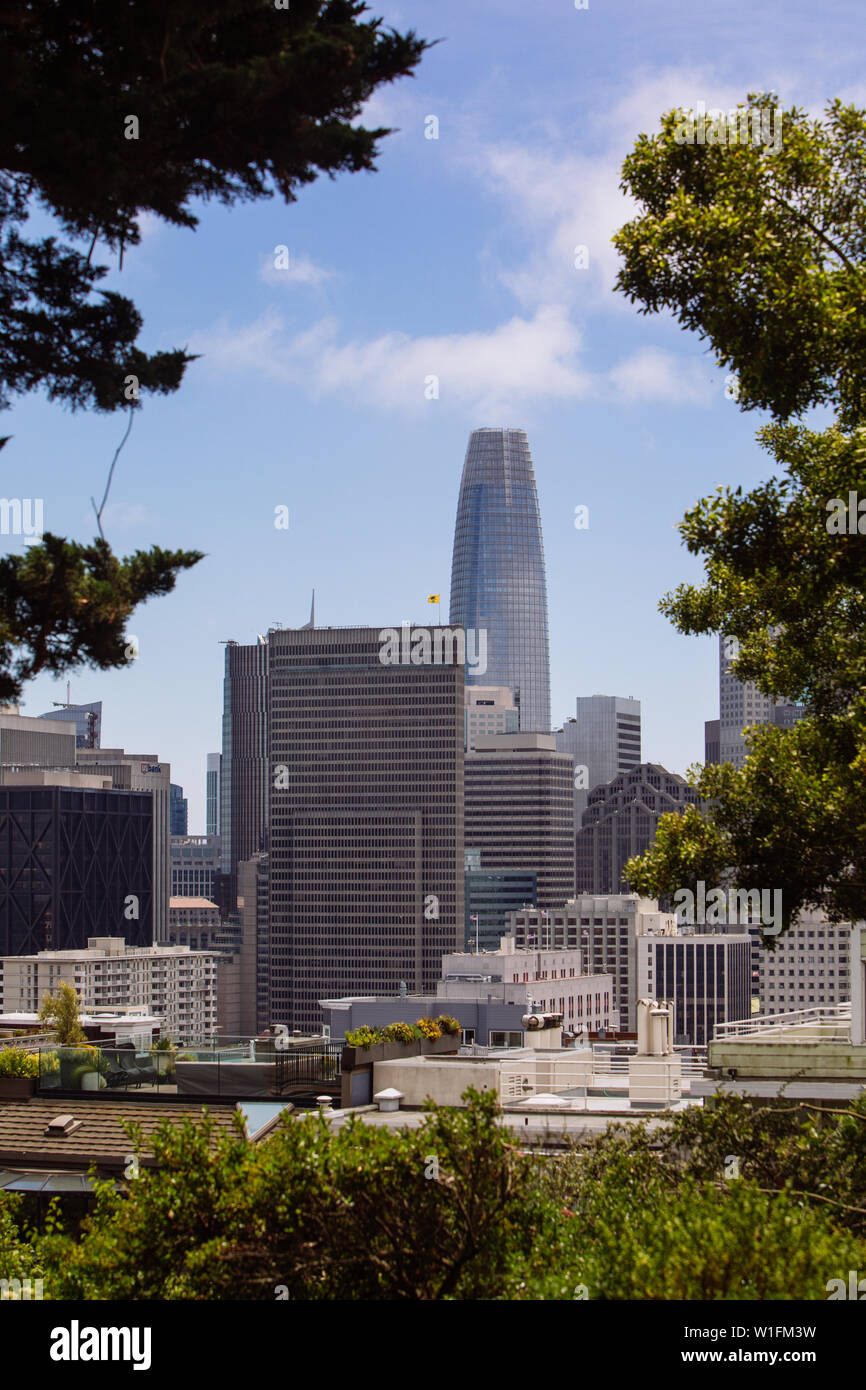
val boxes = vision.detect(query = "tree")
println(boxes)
[24,1090,866,1300]
[0,0,429,698]
[614,96,866,934]
[38,982,87,1046]
[614,95,866,429]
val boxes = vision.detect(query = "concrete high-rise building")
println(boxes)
[77,749,171,943]
[575,764,702,896]
[206,752,221,836]
[464,733,574,929]
[38,699,101,748]
[464,685,519,751]
[759,907,852,1015]
[556,695,642,821]
[449,427,551,732]
[170,783,188,836]
[220,639,269,910]
[267,624,464,1032]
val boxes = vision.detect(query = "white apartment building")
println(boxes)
[0,936,218,1038]
[759,907,852,1014]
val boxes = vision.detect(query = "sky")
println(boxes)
[6,0,863,831]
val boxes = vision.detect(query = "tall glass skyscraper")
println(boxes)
[449,427,551,732]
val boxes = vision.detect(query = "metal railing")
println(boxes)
[713,1003,851,1041]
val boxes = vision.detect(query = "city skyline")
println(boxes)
[7,0,856,828]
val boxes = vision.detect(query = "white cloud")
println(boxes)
[608,347,716,406]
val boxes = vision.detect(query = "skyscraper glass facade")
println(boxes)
[450,428,551,732]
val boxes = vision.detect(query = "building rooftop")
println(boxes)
[0,1098,241,1172]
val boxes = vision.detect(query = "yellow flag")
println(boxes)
[427,594,440,604]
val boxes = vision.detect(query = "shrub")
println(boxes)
[345,1025,384,1050]
[415,1017,441,1041]
[0,1047,39,1078]
[435,1015,460,1035]
[382,1022,418,1045]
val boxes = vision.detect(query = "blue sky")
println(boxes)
[6,0,863,830]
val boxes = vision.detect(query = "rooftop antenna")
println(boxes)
[300,590,316,630]
[52,681,72,709]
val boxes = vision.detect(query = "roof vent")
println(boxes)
[44,1114,83,1137]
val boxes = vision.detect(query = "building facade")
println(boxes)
[220,640,269,910]
[465,868,537,953]
[464,733,574,920]
[0,936,218,1038]
[0,784,153,956]
[637,931,752,1045]
[510,894,678,1032]
[575,763,703,896]
[170,834,221,900]
[206,752,221,837]
[268,624,464,1032]
[169,783,188,836]
[449,427,551,732]
[718,635,807,768]
[759,908,852,1014]
[555,695,642,821]
[464,685,519,750]
[77,749,171,943]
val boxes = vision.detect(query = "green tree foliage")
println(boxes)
[17,1091,866,1300]
[0,535,202,701]
[38,981,87,1046]
[614,96,866,930]
[0,0,429,413]
[614,96,866,429]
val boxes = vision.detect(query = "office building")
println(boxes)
[237,852,269,1034]
[556,694,642,821]
[268,624,464,1032]
[464,685,519,750]
[465,868,538,953]
[0,784,153,955]
[637,931,752,1045]
[575,763,702,896]
[0,936,218,1038]
[759,907,852,1014]
[220,639,269,910]
[465,733,574,915]
[170,783,188,836]
[206,752,221,836]
[704,718,720,766]
[37,700,101,748]
[449,427,551,732]
[77,749,171,943]
[170,834,221,899]
[510,894,677,1032]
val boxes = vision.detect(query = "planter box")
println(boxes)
[0,1076,36,1099]
[342,1033,459,1071]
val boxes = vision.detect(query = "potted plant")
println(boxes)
[0,1047,39,1098]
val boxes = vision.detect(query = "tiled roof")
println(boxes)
[0,1099,241,1172]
